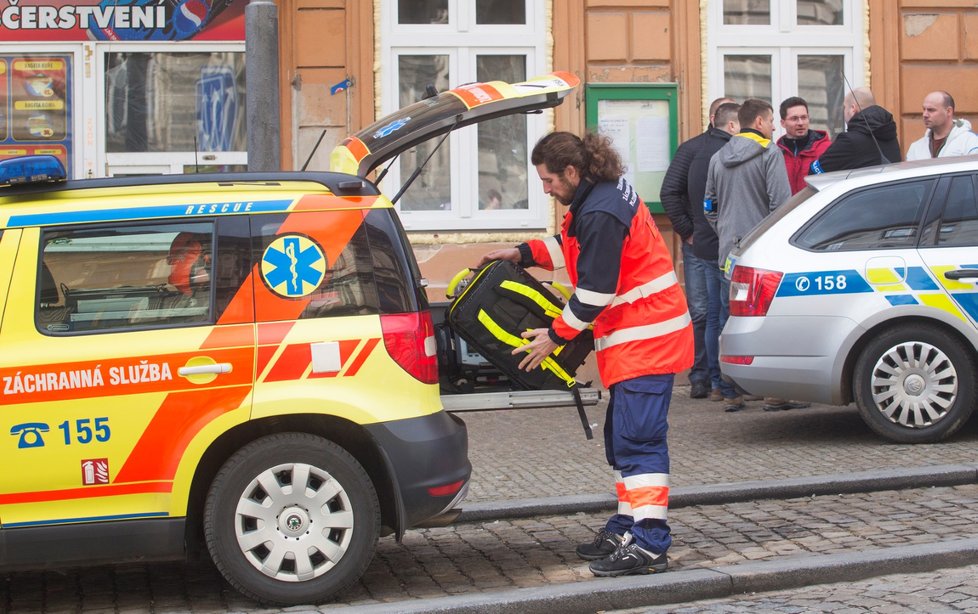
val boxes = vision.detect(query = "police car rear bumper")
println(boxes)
[365,410,471,533]
[720,314,860,405]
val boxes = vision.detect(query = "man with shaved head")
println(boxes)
[906,91,978,160]
[810,86,901,173]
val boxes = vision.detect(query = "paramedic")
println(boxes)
[479,131,694,577]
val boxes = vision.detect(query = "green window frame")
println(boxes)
[585,83,679,213]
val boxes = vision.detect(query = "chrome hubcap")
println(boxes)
[870,341,957,429]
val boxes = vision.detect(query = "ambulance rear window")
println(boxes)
[252,210,419,321]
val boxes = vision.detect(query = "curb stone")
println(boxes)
[457,463,978,522]
[340,537,978,613]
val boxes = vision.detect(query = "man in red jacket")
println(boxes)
[776,97,831,194]
[481,132,693,577]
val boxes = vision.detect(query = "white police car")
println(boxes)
[721,156,978,443]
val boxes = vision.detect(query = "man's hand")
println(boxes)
[513,327,559,371]
[478,247,520,268]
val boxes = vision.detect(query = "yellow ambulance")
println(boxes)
[0,71,578,605]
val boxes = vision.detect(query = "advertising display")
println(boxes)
[0,1,246,178]
[0,55,72,173]
[0,0,245,41]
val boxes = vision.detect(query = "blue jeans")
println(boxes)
[684,244,722,390]
[717,269,737,399]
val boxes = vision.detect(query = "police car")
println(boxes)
[0,72,580,605]
[721,155,978,444]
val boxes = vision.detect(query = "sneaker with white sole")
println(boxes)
[588,535,668,576]
[575,529,623,561]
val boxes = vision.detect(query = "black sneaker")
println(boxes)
[575,529,623,561]
[689,381,708,399]
[589,540,668,577]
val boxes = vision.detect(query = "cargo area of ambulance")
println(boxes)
[327,71,602,428]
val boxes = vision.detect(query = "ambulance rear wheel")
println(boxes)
[854,326,976,443]
[203,433,380,605]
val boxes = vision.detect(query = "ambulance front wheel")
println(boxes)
[203,432,381,605]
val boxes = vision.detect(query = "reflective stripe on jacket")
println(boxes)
[525,178,693,386]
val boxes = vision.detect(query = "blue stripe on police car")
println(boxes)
[776,270,873,297]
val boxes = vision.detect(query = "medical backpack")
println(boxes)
[444,260,597,437]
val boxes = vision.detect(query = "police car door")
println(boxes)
[0,217,254,529]
[916,173,978,329]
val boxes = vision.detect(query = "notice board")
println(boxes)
[585,83,678,213]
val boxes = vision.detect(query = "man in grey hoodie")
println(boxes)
[704,98,796,412]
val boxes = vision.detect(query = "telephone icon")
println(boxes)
[10,422,49,449]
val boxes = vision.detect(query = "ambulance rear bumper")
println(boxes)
[365,410,471,533]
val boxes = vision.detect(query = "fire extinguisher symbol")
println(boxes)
[81,458,110,485]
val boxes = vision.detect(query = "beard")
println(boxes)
[554,175,577,205]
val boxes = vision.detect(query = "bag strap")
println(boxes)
[497,279,564,319]
[572,385,593,440]
[476,309,577,387]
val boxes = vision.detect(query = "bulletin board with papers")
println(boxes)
[585,84,678,213]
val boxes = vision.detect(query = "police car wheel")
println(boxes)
[203,432,380,605]
[853,326,976,444]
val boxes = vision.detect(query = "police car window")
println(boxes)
[38,222,214,335]
[935,175,978,247]
[794,179,934,252]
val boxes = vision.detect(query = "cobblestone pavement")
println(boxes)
[6,390,978,612]
[634,564,978,613]
[4,484,978,611]
[463,389,978,502]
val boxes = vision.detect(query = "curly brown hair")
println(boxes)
[530,131,624,183]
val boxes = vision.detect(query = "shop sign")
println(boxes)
[0,0,245,41]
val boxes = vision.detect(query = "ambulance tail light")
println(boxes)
[381,311,439,384]
[729,265,783,317]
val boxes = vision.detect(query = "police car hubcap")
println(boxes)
[871,341,957,428]
[234,462,356,582]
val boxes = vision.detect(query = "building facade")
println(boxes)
[2,0,974,296]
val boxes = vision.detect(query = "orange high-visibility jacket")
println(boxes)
[520,177,693,386]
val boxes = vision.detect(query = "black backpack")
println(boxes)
[446,260,595,437]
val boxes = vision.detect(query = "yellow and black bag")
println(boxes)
[446,260,596,437]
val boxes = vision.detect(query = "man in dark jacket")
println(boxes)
[682,102,739,403]
[777,96,831,193]
[811,87,901,173]
[660,97,733,400]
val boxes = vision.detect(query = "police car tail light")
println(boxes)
[729,266,783,317]
[380,312,439,384]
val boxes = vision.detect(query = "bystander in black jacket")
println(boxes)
[661,127,728,263]
[811,105,901,174]
[661,131,708,242]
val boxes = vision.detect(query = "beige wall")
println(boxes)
[873,1,978,153]
[279,0,374,172]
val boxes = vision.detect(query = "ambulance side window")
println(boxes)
[37,221,215,334]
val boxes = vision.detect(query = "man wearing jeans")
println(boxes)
[704,99,805,412]
[685,102,740,402]
[661,97,734,400]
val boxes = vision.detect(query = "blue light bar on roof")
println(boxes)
[0,155,67,187]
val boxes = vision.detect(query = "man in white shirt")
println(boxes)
[906,91,978,160]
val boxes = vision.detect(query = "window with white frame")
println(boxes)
[708,0,864,139]
[380,0,548,231]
